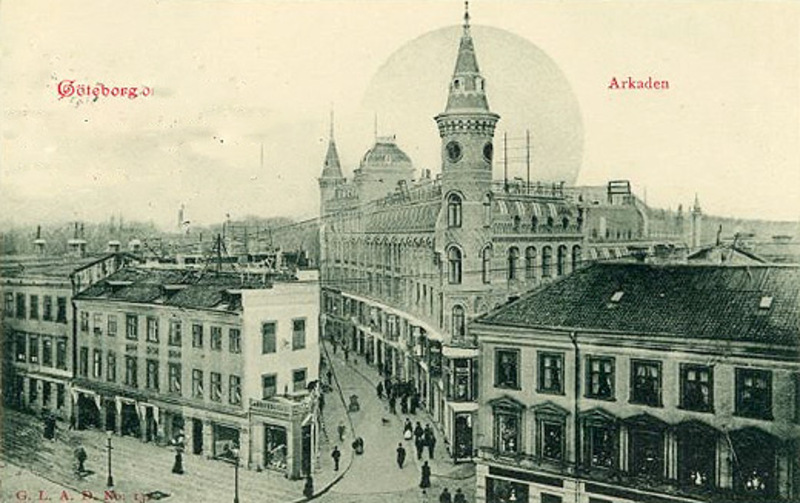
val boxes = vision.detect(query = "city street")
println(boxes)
[318,340,476,503]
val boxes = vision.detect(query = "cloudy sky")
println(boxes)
[1,0,798,230]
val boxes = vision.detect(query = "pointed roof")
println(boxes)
[320,111,343,179]
[444,2,491,113]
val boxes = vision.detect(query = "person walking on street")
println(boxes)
[425,425,437,459]
[396,442,407,469]
[304,475,314,498]
[331,446,341,471]
[439,488,452,503]
[377,381,384,400]
[403,418,413,440]
[453,488,466,503]
[327,369,333,386]
[74,445,87,475]
[419,461,431,489]
[389,395,397,414]
[414,422,424,444]
[337,422,346,441]
[415,435,424,460]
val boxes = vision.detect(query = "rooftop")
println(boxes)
[0,253,137,279]
[75,267,298,310]
[476,262,800,348]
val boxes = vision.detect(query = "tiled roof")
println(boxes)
[75,267,281,310]
[476,263,800,347]
[365,202,440,234]
[0,253,134,279]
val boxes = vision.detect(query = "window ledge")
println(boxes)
[629,400,663,408]
[733,412,774,421]
[677,405,714,414]
[585,395,616,402]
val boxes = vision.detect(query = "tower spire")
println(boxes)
[464,1,470,30]
[320,109,343,179]
[443,1,490,113]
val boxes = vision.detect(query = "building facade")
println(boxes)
[472,262,800,503]
[2,253,139,420]
[71,267,320,479]
[317,8,689,461]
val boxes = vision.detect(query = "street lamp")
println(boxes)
[106,431,114,487]
[231,446,240,503]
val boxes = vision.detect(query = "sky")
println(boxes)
[1,0,798,230]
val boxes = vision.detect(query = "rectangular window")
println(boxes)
[229,328,241,354]
[93,313,103,336]
[538,352,564,394]
[146,359,159,390]
[210,372,222,401]
[292,318,306,350]
[494,349,520,389]
[146,316,159,343]
[80,312,90,332]
[192,369,203,398]
[125,356,138,387]
[4,292,13,317]
[631,360,662,407]
[126,314,138,340]
[43,295,53,321]
[735,368,772,419]
[629,428,664,478]
[16,293,26,319]
[107,352,117,382]
[262,322,276,354]
[15,333,26,362]
[229,375,242,405]
[494,409,521,454]
[56,297,67,323]
[56,338,67,370]
[169,319,182,346]
[586,356,615,400]
[540,421,564,461]
[680,364,713,412]
[42,337,53,367]
[57,384,65,409]
[29,295,39,320]
[541,495,562,503]
[192,324,203,348]
[92,349,102,378]
[293,368,307,392]
[210,326,222,351]
[261,374,277,399]
[42,382,51,407]
[29,335,39,364]
[168,363,181,395]
[107,315,117,337]
[79,347,89,377]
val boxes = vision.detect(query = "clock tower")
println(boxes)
[434,2,500,201]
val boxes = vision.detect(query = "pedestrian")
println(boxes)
[396,442,407,469]
[318,391,326,415]
[426,425,437,459]
[172,450,184,474]
[453,488,466,503]
[389,395,397,414]
[344,347,349,362]
[331,446,341,471]
[337,422,346,441]
[415,436,424,460]
[414,422,424,443]
[419,461,431,489]
[384,378,392,398]
[401,395,409,414]
[327,369,333,385]
[74,445,87,474]
[377,381,384,400]
[304,475,314,498]
[403,418,413,439]
[439,488,452,503]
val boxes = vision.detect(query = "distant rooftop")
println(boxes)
[0,253,137,279]
[476,262,800,348]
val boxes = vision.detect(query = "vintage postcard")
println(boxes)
[1,1,798,503]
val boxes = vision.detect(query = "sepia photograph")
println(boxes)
[1,1,798,502]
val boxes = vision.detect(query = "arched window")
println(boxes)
[531,216,539,232]
[483,194,492,227]
[513,215,521,231]
[482,246,492,284]
[572,245,582,271]
[453,79,461,90]
[448,246,462,285]
[562,217,570,230]
[547,216,555,228]
[448,194,462,228]
[525,247,537,280]
[557,245,568,276]
[452,305,466,339]
[542,246,553,277]
[508,247,520,281]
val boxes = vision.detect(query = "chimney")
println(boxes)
[34,225,47,255]
[67,221,87,257]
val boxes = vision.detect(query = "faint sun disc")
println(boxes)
[362,24,583,185]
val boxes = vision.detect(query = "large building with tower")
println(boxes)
[317,7,695,461]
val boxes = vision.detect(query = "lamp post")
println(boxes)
[106,431,114,487]
[231,446,240,503]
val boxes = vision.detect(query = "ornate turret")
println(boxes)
[435,2,500,191]
[319,111,345,216]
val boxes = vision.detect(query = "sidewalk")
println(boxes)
[320,340,475,502]
[1,381,351,503]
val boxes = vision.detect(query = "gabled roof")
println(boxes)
[476,263,800,348]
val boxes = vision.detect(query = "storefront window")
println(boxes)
[265,424,288,471]
[486,477,529,503]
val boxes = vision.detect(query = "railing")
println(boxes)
[493,220,583,235]
[492,180,566,198]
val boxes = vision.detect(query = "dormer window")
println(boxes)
[759,296,773,310]
[453,79,461,90]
